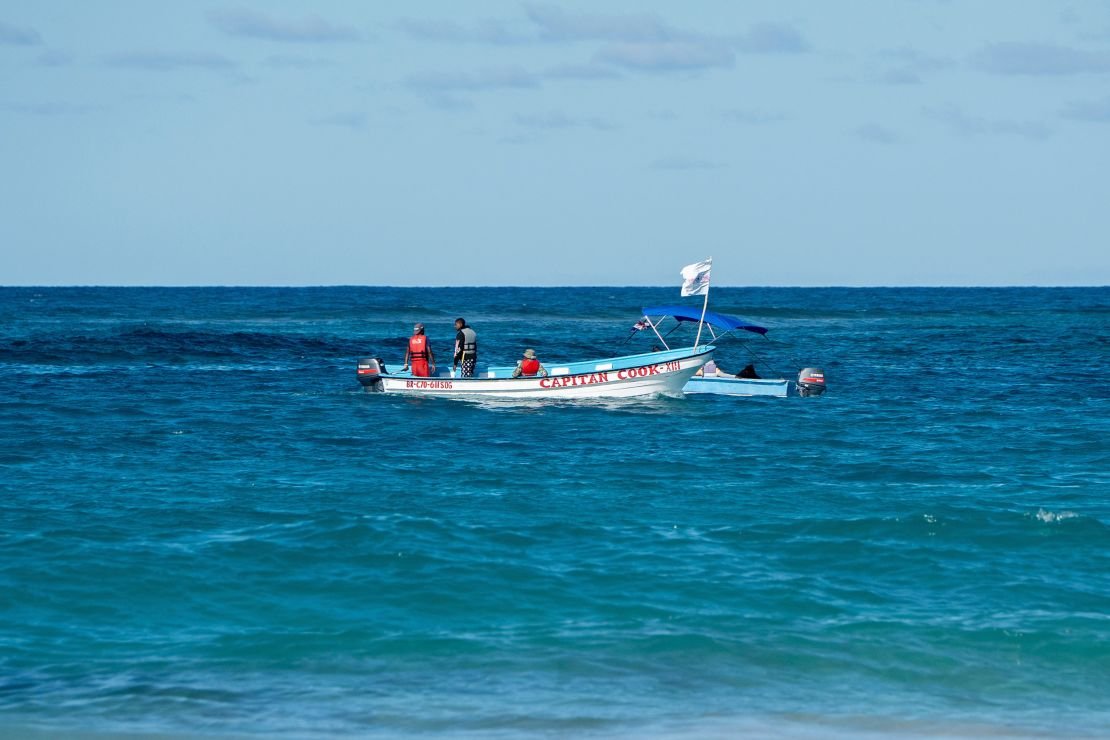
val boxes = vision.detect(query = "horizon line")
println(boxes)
[2,283,1109,290]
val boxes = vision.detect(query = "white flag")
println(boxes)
[680,258,712,297]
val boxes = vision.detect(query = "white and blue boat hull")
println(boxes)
[683,375,790,397]
[358,346,715,399]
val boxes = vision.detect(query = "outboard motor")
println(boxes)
[797,367,826,397]
[356,357,386,391]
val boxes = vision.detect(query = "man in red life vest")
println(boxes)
[511,348,548,378]
[402,323,435,377]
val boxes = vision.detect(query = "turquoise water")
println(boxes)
[1,286,1108,738]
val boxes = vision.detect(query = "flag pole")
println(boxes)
[693,256,711,349]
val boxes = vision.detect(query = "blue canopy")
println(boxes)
[642,305,768,335]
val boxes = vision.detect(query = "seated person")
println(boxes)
[696,360,721,377]
[512,348,548,377]
[696,361,761,379]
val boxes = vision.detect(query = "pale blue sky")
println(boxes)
[2,1,1109,286]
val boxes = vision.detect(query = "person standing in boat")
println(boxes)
[511,348,548,378]
[453,317,477,378]
[401,323,435,377]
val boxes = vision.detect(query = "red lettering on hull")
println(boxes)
[398,362,689,391]
[537,371,616,389]
[615,362,682,380]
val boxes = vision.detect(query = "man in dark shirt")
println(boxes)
[453,317,478,378]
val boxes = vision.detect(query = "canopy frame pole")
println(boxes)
[693,281,710,349]
[646,317,670,350]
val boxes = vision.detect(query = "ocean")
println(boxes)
[1,286,1107,738]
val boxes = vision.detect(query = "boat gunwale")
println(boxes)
[379,345,715,382]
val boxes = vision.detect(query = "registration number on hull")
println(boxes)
[404,379,454,389]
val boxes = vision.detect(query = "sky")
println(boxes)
[1,1,1109,286]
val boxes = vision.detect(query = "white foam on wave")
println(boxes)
[1034,508,1079,523]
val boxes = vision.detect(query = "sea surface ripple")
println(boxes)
[1,286,1108,738]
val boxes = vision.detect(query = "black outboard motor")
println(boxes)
[356,357,386,391]
[797,367,826,397]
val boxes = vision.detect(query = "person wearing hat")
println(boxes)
[512,348,548,378]
[402,322,435,377]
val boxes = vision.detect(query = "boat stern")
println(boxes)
[797,367,826,397]
[356,357,386,391]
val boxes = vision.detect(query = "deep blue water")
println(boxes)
[1,286,1108,738]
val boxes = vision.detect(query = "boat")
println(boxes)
[634,306,825,397]
[683,373,791,397]
[356,344,715,399]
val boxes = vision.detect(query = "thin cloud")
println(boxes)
[121,91,196,106]
[209,8,360,43]
[873,46,951,85]
[924,104,1052,140]
[533,7,810,53]
[880,47,950,66]
[405,67,540,110]
[732,22,809,54]
[0,21,41,45]
[402,6,809,55]
[514,110,614,131]
[424,94,475,112]
[0,101,101,116]
[528,4,736,72]
[36,50,73,67]
[596,40,734,72]
[1077,25,1110,43]
[719,108,785,125]
[395,18,527,45]
[525,4,684,43]
[543,63,620,80]
[263,54,333,69]
[972,42,1110,75]
[650,156,725,171]
[854,123,899,144]
[396,6,804,78]
[996,120,1052,139]
[311,111,366,129]
[499,132,537,146]
[877,68,922,85]
[525,5,807,70]
[104,51,236,71]
[406,67,540,93]
[1062,96,1110,122]
[1060,8,1082,25]
[401,9,804,94]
